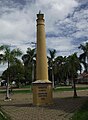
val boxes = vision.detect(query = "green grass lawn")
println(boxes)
[54,86,88,92]
[71,100,88,120]
[0,89,31,94]
[0,86,88,94]
[20,85,31,88]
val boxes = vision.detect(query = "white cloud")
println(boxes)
[0,0,88,71]
[46,37,77,56]
[37,0,78,32]
[0,0,78,49]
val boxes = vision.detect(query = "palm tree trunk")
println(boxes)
[73,78,77,98]
[6,77,10,99]
[66,75,69,85]
[32,62,34,82]
[87,56,88,72]
[52,68,54,88]
[5,61,10,99]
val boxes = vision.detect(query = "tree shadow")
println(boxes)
[1,103,33,107]
[44,96,88,113]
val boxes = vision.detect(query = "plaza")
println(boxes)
[0,89,88,120]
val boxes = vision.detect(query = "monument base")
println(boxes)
[32,80,53,106]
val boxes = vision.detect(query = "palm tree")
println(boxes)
[22,48,36,83]
[54,56,66,85]
[66,53,81,97]
[48,49,56,88]
[78,43,88,72]
[0,45,22,100]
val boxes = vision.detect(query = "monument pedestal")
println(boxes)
[32,81,53,106]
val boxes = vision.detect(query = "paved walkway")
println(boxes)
[0,90,88,120]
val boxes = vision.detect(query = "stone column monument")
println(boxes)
[32,11,53,106]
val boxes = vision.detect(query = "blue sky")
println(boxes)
[0,0,88,71]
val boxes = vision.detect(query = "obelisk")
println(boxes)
[32,11,52,106]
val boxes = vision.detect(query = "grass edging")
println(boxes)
[0,107,11,120]
[12,89,32,94]
[71,100,88,120]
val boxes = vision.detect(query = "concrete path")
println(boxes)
[0,90,88,120]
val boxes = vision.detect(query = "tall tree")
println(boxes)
[22,48,36,83]
[0,45,22,100]
[2,60,25,88]
[48,49,56,88]
[79,43,88,72]
[54,56,66,85]
[66,53,81,97]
